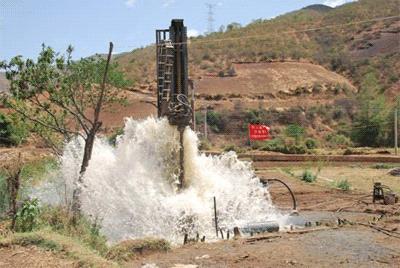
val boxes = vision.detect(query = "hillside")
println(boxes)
[196,62,355,96]
[115,0,399,94]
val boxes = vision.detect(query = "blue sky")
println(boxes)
[0,0,355,61]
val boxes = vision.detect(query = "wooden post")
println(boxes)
[213,196,218,238]
[395,108,398,155]
[204,108,208,140]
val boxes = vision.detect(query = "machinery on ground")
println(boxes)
[156,19,192,189]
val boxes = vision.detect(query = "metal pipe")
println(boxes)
[213,196,218,238]
[241,221,280,234]
[264,178,297,211]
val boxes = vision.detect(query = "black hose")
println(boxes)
[262,178,297,211]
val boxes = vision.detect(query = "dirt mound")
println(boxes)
[196,62,355,97]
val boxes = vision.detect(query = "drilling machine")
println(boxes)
[156,19,192,189]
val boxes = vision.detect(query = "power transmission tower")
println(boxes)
[206,3,216,34]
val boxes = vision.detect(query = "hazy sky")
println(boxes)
[0,0,355,61]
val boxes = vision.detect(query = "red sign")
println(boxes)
[248,124,271,141]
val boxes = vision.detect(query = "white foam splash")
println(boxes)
[37,117,283,243]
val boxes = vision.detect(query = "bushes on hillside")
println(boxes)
[350,73,392,147]
[285,124,305,145]
[206,111,227,133]
[305,138,318,149]
[259,138,307,154]
[0,112,28,146]
[325,133,353,148]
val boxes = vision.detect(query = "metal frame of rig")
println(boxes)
[156,19,193,189]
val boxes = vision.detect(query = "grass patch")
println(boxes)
[301,170,317,183]
[281,167,295,177]
[335,179,351,191]
[0,207,172,266]
[223,144,245,153]
[0,230,118,267]
[106,238,171,262]
[199,139,212,151]
[371,163,396,169]
[39,206,108,255]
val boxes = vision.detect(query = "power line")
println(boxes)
[160,15,400,47]
[117,15,399,50]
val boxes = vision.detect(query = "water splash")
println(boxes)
[37,117,283,243]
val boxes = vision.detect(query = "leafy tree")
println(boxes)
[226,22,242,32]
[351,72,389,146]
[285,124,305,145]
[0,43,131,215]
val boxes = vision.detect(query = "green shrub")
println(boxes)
[195,111,205,125]
[285,124,305,145]
[350,78,390,147]
[325,133,353,148]
[0,112,29,146]
[198,139,211,151]
[39,206,108,254]
[223,144,244,153]
[260,138,307,154]
[301,170,316,183]
[285,144,307,154]
[206,111,226,133]
[305,138,318,149]
[108,127,124,146]
[244,109,263,124]
[106,238,170,262]
[250,141,264,150]
[0,173,9,216]
[335,179,351,191]
[371,163,395,169]
[15,199,41,232]
[260,138,285,152]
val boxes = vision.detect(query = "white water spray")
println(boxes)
[36,117,284,243]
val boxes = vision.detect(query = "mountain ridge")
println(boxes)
[115,0,399,97]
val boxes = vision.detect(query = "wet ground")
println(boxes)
[127,168,400,268]
[1,161,399,267]
[129,227,400,268]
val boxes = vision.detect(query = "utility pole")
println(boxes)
[206,3,215,34]
[204,108,208,140]
[395,108,398,155]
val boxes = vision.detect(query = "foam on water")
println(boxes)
[36,117,284,243]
